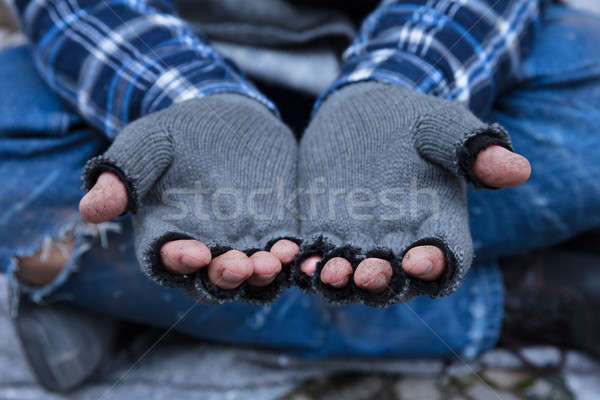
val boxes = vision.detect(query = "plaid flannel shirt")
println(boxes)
[320,0,541,117]
[9,0,276,138]
[10,0,541,139]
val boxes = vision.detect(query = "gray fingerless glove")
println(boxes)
[82,94,299,305]
[296,82,512,306]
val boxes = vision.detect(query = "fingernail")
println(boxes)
[330,276,349,288]
[369,273,388,292]
[181,255,196,267]
[415,259,433,275]
[301,259,317,275]
[180,255,204,272]
[375,272,388,286]
[221,269,245,283]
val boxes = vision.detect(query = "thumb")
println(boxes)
[472,145,531,188]
[79,171,128,223]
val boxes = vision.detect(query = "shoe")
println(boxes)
[13,297,120,392]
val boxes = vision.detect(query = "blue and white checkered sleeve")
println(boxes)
[9,0,276,139]
[320,0,541,117]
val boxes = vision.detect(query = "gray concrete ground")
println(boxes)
[1,1,600,399]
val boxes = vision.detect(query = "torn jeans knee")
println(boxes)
[5,222,123,316]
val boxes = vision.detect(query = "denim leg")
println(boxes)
[469,5,600,261]
[0,43,504,359]
[0,45,109,307]
[54,220,504,359]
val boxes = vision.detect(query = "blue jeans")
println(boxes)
[1,5,599,359]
